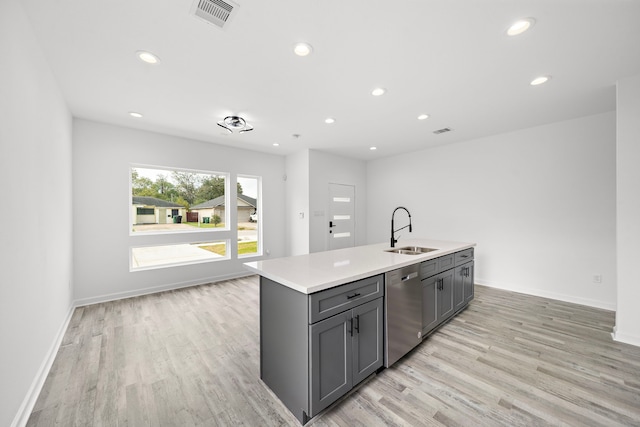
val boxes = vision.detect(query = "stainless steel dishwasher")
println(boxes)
[384,264,422,367]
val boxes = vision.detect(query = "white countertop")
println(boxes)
[244,238,475,294]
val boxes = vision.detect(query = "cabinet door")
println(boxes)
[463,261,474,304]
[310,311,353,417]
[453,265,465,312]
[422,276,439,334]
[437,269,455,323]
[352,298,383,385]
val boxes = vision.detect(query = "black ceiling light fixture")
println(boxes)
[217,115,254,133]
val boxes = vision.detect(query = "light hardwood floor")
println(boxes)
[28,277,640,426]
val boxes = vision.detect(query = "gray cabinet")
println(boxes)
[421,249,474,336]
[422,268,455,335]
[308,274,383,323]
[352,298,384,384]
[420,254,454,278]
[310,311,351,414]
[462,261,474,304]
[260,274,384,425]
[260,249,474,424]
[422,275,438,333]
[454,261,475,311]
[437,268,455,322]
[453,264,465,311]
[454,248,473,266]
[310,298,383,416]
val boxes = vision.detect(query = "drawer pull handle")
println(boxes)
[401,272,418,281]
[461,255,468,258]
[347,293,361,299]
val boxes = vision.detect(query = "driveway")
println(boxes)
[132,223,197,232]
[131,242,224,268]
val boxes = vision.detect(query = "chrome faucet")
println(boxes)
[390,206,412,247]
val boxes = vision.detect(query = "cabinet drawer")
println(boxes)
[455,248,474,266]
[309,274,384,324]
[438,254,455,271]
[420,254,455,278]
[420,259,438,278]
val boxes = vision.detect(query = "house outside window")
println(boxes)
[131,166,228,233]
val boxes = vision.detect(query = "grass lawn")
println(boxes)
[184,221,224,228]
[238,241,258,254]
[200,241,257,255]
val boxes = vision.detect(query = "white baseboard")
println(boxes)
[11,303,75,427]
[74,271,254,307]
[475,277,617,311]
[612,326,640,347]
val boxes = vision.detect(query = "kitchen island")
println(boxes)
[244,238,475,424]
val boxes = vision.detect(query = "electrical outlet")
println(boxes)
[593,275,602,284]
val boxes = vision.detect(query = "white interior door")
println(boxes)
[328,183,355,250]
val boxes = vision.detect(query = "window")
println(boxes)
[131,166,228,234]
[131,240,229,270]
[237,175,262,257]
[136,207,155,215]
[129,165,263,270]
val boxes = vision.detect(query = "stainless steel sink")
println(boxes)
[385,246,438,255]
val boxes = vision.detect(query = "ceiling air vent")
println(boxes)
[191,0,237,29]
[433,127,452,135]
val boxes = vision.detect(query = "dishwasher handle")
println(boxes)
[401,272,418,282]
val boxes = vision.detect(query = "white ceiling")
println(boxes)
[21,0,640,160]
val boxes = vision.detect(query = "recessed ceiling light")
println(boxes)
[507,18,535,36]
[136,50,160,64]
[325,117,335,124]
[370,146,377,151]
[293,42,313,57]
[273,143,280,147]
[371,88,386,97]
[129,112,143,118]
[417,114,430,120]
[530,75,551,86]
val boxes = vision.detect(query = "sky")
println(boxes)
[133,166,258,198]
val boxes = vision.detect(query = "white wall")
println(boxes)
[0,1,74,425]
[615,73,640,345]
[309,150,367,253]
[72,119,286,304]
[367,112,617,310]
[285,149,368,255]
[285,150,310,256]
